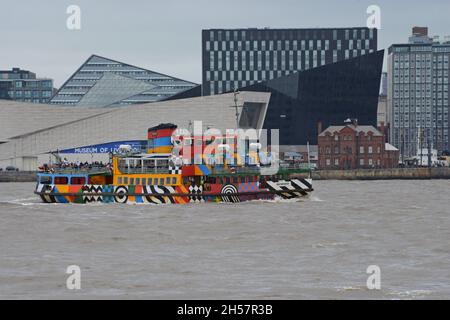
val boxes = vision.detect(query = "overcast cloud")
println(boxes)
[1,0,449,87]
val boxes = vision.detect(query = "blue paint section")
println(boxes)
[102,185,114,203]
[152,136,172,147]
[37,173,89,185]
[53,186,69,203]
[198,164,210,175]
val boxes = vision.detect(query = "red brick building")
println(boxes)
[318,120,399,170]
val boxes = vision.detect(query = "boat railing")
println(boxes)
[51,166,111,175]
[210,165,261,175]
[117,166,170,174]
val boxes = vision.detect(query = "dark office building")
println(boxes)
[241,50,384,146]
[0,68,54,103]
[202,27,378,96]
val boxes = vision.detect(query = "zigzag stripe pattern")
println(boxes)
[82,185,104,203]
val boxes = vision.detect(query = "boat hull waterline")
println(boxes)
[35,178,313,204]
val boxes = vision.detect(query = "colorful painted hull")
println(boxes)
[34,178,313,204]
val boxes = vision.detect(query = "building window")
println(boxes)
[368,158,373,166]
[360,146,365,154]
[360,159,364,166]
[368,146,373,154]
[326,158,331,166]
[334,158,339,166]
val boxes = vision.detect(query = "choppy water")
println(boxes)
[0,180,449,299]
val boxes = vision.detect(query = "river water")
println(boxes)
[0,180,449,299]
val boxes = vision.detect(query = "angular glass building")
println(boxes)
[50,55,199,107]
[241,50,385,146]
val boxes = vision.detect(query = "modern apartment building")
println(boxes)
[0,68,54,103]
[202,27,378,96]
[388,27,450,157]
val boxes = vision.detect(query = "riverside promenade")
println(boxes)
[292,167,450,180]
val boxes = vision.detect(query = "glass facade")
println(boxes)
[388,44,450,156]
[0,68,54,103]
[50,55,199,107]
[240,50,384,145]
[202,27,378,96]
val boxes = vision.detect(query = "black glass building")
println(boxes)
[202,27,378,96]
[241,50,385,146]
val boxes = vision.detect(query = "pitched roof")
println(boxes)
[319,124,383,136]
[385,143,399,151]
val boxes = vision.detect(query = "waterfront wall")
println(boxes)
[1,168,450,183]
[292,167,450,180]
[0,171,37,183]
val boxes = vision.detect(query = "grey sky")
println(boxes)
[1,0,449,87]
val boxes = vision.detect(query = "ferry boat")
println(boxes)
[35,123,313,204]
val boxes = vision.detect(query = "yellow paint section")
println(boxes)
[113,174,181,186]
[148,146,172,154]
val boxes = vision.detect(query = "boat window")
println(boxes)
[136,178,140,185]
[159,178,164,185]
[172,177,177,184]
[40,176,52,184]
[71,177,86,185]
[166,177,171,185]
[130,178,135,185]
[118,177,122,184]
[225,177,230,184]
[124,177,129,185]
[233,177,238,183]
[148,178,152,185]
[54,176,68,185]
[141,178,146,185]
